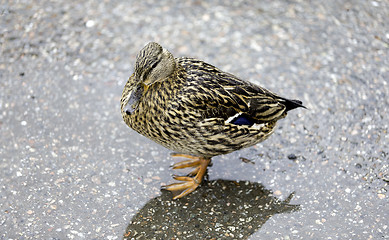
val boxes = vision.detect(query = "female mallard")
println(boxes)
[121,42,304,199]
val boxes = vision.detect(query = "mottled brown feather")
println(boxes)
[121,43,304,158]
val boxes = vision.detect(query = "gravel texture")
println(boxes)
[1,0,388,239]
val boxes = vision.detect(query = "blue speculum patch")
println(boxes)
[230,115,254,126]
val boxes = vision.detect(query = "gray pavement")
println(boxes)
[1,0,388,239]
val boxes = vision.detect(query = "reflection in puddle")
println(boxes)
[124,180,299,239]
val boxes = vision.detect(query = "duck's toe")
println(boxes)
[162,177,200,199]
[162,157,211,199]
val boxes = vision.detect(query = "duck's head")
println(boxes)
[123,43,176,115]
[134,42,176,86]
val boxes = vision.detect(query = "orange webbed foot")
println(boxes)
[162,154,211,199]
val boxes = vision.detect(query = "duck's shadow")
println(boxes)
[124,179,300,239]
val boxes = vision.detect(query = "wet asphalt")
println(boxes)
[1,0,388,239]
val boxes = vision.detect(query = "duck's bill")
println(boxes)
[124,84,143,115]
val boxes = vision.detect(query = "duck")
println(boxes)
[121,42,305,199]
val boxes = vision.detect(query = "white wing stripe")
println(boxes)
[225,112,242,124]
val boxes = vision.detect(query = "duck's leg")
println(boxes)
[162,154,211,199]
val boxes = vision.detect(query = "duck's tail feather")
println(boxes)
[279,97,306,112]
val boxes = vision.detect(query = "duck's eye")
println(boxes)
[150,59,160,70]
[143,58,161,78]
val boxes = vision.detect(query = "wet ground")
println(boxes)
[1,0,388,239]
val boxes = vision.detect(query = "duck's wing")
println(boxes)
[179,58,303,126]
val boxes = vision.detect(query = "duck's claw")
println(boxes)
[163,181,200,200]
[163,155,211,199]
[171,159,202,169]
